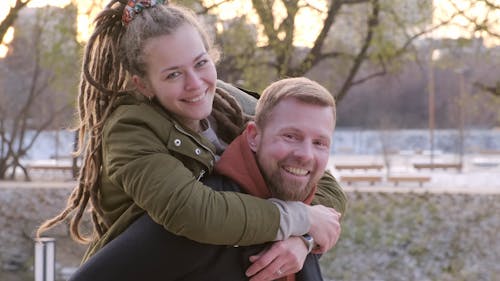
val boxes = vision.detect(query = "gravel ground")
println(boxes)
[320,192,500,281]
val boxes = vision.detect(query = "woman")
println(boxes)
[37,0,346,279]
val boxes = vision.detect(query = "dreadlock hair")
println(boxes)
[36,0,246,244]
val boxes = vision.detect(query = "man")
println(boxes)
[70,77,344,281]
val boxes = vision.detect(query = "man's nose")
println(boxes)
[293,142,314,162]
[184,70,202,91]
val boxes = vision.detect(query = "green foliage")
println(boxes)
[215,16,276,91]
[36,4,81,100]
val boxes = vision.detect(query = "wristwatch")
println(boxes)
[300,234,315,253]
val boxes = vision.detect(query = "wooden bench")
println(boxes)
[27,165,74,176]
[479,149,500,155]
[335,164,384,171]
[340,175,383,186]
[388,176,431,187]
[472,158,500,168]
[413,163,462,171]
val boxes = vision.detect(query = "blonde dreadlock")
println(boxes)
[36,0,132,243]
[36,0,246,244]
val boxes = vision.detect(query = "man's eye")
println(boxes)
[314,140,329,149]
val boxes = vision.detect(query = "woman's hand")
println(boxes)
[245,237,308,281]
[307,205,341,254]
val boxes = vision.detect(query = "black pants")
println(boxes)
[69,213,258,281]
[69,213,323,281]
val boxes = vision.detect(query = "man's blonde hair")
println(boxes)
[255,77,336,127]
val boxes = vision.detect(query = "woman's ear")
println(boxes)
[245,122,260,152]
[132,75,153,99]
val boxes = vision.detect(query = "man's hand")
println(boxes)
[245,237,308,281]
[307,205,341,254]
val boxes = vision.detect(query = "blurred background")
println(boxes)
[1,0,500,177]
[1,0,499,180]
[1,1,499,281]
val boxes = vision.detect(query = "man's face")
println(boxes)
[247,97,335,201]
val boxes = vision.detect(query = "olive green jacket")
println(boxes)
[82,81,347,262]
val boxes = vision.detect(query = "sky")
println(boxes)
[1,0,499,58]
[0,0,73,56]
[433,0,500,46]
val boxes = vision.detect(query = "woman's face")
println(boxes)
[136,24,217,132]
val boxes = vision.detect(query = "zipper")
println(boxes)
[197,169,206,181]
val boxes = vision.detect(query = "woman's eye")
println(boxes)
[166,71,181,80]
[195,59,208,68]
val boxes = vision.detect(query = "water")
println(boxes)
[18,128,500,162]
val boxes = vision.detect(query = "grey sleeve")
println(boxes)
[269,199,311,240]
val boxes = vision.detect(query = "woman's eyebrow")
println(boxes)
[160,52,207,73]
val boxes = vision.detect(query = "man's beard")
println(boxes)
[262,164,316,201]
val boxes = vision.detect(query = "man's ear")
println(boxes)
[132,75,153,98]
[245,122,260,152]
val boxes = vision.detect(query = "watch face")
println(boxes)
[305,234,314,242]
[302,234,314,252]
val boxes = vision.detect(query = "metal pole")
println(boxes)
[428,49,436,164]
[458,70,466,172]
[34,237,56,281]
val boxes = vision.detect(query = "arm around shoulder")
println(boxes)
[102,105,281,246]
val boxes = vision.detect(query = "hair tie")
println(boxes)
[122,0,166,26]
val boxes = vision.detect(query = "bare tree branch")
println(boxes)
[336,0,380,102]
[474,82,500,97]
[216,0,499,105]
[350,55,387,86]
[484,0,500,9]
[318,51,353,60]
[197,0,232,14]
[293,0,345,76]
[251,0,279,45]
[0,5,75,180]
[0,0,31,43]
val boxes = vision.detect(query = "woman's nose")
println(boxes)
[184,70,202,91]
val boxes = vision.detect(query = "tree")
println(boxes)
[0,0,31,44]
[199,0,476,103]
[0,5,79,180]
[432,0,500,99]
[200,0,500,103]
[474,80,500,98]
